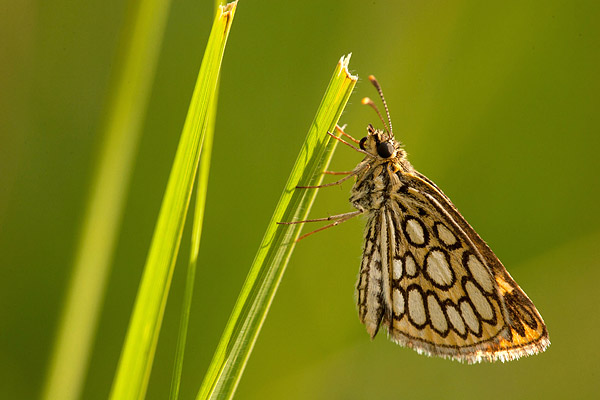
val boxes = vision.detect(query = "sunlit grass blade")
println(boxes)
[170,92,217,400]
[169,1,223,394]
[41,1,173,399]
[109,3,238,400]
[197,54,358,400]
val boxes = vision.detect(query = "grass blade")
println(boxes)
[169,3,224,397]
[109,3,238,399]
[197,54,358,400]
[41,1,173,399]
[170,91,217,400]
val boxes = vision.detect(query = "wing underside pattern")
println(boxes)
[356,181,549,363]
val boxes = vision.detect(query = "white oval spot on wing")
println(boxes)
[408,288,426,326]
[393,258,403,280]
[404,253,418,277]
[427,294,448,333]
[406,218,425,245]
[465,280,494,320]
[466,254,494,293]
[460,301,481,335]
[436,223,457,246]
[393,288,405,315]
[425,249,453,287]
[446,304,466,335]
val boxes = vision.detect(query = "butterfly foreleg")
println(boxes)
[292,210,363,242]
[335,124,361,144]
[322,170,354,175]
[326,131,370,156]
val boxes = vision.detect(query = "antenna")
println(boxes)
[361,97,390,133]
[368,75,393,135]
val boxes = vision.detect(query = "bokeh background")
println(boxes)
[2,0,599,399]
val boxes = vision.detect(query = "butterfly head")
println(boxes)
[359,75,405,161]
[359,124,401,159]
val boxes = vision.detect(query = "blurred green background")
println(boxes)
[2,0,599,399]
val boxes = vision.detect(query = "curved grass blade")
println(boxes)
[42,1,173,399]
[197,54,358,400]
[109,3,237,400]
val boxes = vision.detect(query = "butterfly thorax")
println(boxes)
[350,126,414,212]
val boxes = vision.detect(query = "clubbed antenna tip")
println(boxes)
[362,97,390,133]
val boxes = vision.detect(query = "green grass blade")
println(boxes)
[169,92,217,400]
[109,3,238,399]
[170,81,218,400]
[169,2,224,396]
[41,1,173,399]
[197,54,358,400]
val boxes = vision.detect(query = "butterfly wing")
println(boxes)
[356,170,549,363]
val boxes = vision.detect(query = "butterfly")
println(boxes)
[288,75,549,363]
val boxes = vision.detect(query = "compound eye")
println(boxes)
[359,137,367,150]
[377,142,395,158]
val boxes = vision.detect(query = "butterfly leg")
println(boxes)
[299,162,370,189]
[297,172,357,189]
[323,170,354,175]
[335,125,361,144]
[277,210,363,242]
[327,131,369,156]
[319,126,364,175]
[277,210,361,225]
